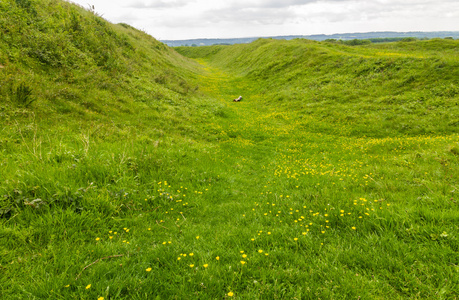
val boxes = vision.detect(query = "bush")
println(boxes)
[343,39,371,46]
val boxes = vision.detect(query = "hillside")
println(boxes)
[1,1,459,299]
[0,0,220,139]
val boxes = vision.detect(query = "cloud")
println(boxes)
[127,0,191,9]
[67,0,459,39]
[198,7,297,26]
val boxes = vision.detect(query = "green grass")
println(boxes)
[1,1,459,299]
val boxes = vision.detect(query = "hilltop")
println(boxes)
[1,1,458,299]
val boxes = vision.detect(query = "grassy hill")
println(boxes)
[1,1,459,299]
[0,0,220,135]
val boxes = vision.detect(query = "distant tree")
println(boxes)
[324,39,342,43]
[368,38,405,43]
[343,39,371,46]
[400,37,418,42]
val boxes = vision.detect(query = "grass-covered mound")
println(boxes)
[1,1,459,299]
[0,0,220,129]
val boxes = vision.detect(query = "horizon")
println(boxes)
[159,30,459,41]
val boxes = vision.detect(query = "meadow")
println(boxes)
[1,0,458,299]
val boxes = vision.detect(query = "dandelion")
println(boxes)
[216,256,220,260]
[177,257,181,260]
[189,264,194,268]
[95,237,100,241]
[294,238,298,241]
[228,291,234,297]
[85,284,91,289]
[258,249,263,253]
[146,267,152,272]
[196,236,200,239]
[240,261,246,265]
[98,297,104,300]
[203,264,208,268]
[64,285,70,288]
[189,253,194,256]
[242,254,247,258]
[352,227,356,230]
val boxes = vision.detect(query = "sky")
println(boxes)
[67,0,459,40]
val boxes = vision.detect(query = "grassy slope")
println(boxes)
[1,1,459,299]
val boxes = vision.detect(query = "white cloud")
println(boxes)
[126,0,191,9]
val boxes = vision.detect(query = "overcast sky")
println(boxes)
[68,0,459,40]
